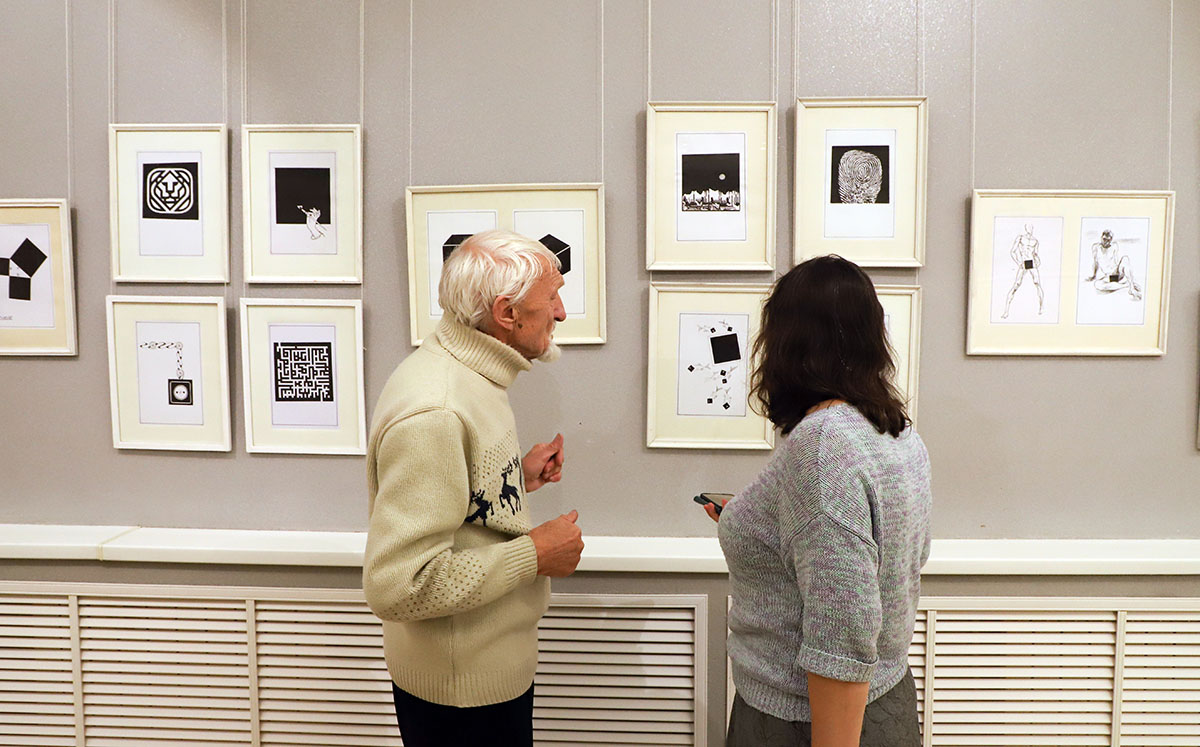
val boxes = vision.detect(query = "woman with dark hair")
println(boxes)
[702,255,932,747]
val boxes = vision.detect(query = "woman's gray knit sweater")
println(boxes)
[718,403,932,722]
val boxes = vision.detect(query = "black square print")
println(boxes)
[7,276,31,301]
[142,162,200,219]
[830,145,890,204]
[10,238,47,277]
[274,168,332,225]
[710,333,740,364]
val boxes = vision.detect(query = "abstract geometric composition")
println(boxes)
[538,233,571,274]
[273,342,334,402]
[168,379,193,406]
[1,238,48,301]
[442,233,472,263]
[142,162,200,220]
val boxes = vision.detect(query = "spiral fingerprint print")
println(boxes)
[837,149,883,204]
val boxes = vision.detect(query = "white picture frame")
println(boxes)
[0,199,76,356]
[242,124,362,283]
[239,298,366,455]
[108,124,229,282]
[876,284,922,423]
[105,295,231,451]
[646,102,777,271]
[967,189,1174,356]
[648,282,774,450]
[794,97,927,267]
[405,183,606,346]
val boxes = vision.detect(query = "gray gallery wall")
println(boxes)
[0,0,1197,539]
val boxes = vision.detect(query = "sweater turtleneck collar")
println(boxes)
[433,317,532,389]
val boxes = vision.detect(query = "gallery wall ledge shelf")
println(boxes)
[0,524,136,560]
[98,527,367,566]
[2,527,1199,574]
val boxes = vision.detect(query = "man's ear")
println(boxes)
[491,294,517,333]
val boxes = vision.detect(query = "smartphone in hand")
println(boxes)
[693,492,733,516]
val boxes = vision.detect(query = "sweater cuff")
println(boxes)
[797,643,877,683]
[503,535,540,588]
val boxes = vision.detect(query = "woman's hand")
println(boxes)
[702,496,729,523]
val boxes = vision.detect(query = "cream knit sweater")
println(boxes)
[363,318,548,707]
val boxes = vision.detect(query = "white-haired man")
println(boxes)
[364,229,583,746]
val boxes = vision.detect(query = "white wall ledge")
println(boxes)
[1,525,1199,574]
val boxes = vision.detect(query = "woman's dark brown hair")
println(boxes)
[749,255,909,437]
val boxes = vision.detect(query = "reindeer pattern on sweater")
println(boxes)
[465,431,528,534]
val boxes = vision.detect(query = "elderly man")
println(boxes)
[364,229,583,747]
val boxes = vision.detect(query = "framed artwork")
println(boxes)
[646,102,776,271]
[242,125,362,283]
[239,298,366,454]
[108,124,228,282]
[647,282,774,450]
[0,199,76,356]
[794,97,927,267]
[105,296,231,451]
[967,190,1174,356]
[876,284,922,422]
[405,183,606,345]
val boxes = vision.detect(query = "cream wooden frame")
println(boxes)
[646,102,777,271]
[0,199,76,356]
[794,97,927,267]
[967,189,1174,356]
[647,282,774,450]
[108,124,229,283]
[405,183,607,346]
[241,124,362,284]
[239,298,366,455]
[876,284,922,424]
[105,295,231,451]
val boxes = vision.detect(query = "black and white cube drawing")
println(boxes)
[168,379,193,406]
[273,168,332,228]
[142,161,200,220]
[442,233,472,263]
[538,233,571,274]
[273,342,335,402]
[2,238,48,301]
[681,153,741,211]
[830,145,890,204]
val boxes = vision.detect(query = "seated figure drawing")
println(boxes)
[1084,229,1142,301]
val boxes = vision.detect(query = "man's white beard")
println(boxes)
[537,340,562,363]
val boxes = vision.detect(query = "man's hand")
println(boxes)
[529,510,583,577]
[523,433,565,492]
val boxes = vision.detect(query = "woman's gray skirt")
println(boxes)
[726,668,920,747]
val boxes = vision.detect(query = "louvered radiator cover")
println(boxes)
[3,585,1199,747]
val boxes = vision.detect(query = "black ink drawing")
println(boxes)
[538,234,571,274]
[273,342,334,402]
[1083,230,1142,301]
[681,153,741,211]
[442,233,471,263]
[142,162,200,220]
[1001,223,1045,318]
[830,145,890,204]
[138,340,193,406]
[498,457,522,513]
[274,168,332,238]
[685,321,742,410]
[1,238,47,302]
